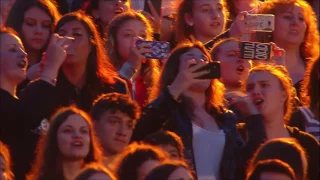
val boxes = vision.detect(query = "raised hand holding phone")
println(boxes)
[127,37,152,71]
[41,34,74,83]
[168,59,209,99]
[269,42,286,66]
[136,40,170,59]
[229,11,258,38]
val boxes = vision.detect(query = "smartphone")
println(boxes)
[246,14,275,32]
[239,41,271,61]
[136,40,170,59]
[192,62,221,79]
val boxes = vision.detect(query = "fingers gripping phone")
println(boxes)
[136,40,170,59]
[246,14,275,32]
[192,62,221,79]
[239,41,271,61]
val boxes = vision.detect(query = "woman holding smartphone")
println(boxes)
[132,41,266,180]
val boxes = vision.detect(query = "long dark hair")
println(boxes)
[54,11,117,85]
[145,161,193,180]
[158,41,226,116]
[85,0,104,37]
[27,106,102,180]
[5,0,61,60]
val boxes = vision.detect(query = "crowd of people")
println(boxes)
[0,0,319,180]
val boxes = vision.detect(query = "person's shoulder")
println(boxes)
[287,126,319,146]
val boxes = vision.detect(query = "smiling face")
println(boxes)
[273,4,307,46]
[217,40,251,89]
[179,47,211,92]
[57,114,90,160]
[93,0,129,25]
[116,19,147,62]
[0,33,28,85]
[94,110,134,156]
[21,6,51,51]
[58,20,92,66]
[185,0,225,42]
[246,71,287,121]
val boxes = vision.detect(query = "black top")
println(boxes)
[237,124,319,180]
[0,81,57,180]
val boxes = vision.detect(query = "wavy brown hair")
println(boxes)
[245,64,295,122]
[174,0,229,43]
[55,11,117,85]
[27,106,102,180]
[254,0,319,62]
[158,41,226,116]
[0,141,14,180]
[300,56,319,113]
[106,11,160,103]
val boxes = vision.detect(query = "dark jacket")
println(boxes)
[132,88,266,180]
[0,81,57,180]
[237,124,319,180]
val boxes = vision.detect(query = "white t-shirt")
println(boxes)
[192,123,226,180]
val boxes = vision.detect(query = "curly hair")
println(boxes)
[245,64,295,122]
[106,11,160,104]
[27,106,103,180]
[255,0,319,62]
[173,0,229,42]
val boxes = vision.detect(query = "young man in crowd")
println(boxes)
[91,93,141,170]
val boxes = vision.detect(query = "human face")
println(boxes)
[0,33,28,85]
[94,0,129,25]
[260,171,292,180]
[179,48,210,92]
[185,0,225,42]
[58,20,92,66]
[21,6,51,51]
[168,167,193,180]
[94,110,134,156]
[88,172,113,180]
[57,114,90,160]
[246,71,287,121]
[137,160,161,180]
[0,156,7,180]
[273,4,307,46]
[158,144,180,160]
[116,19,147,62]
[216,40,251,89]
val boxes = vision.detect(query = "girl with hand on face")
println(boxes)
[86,0,129,37]
[27,107,102,180]
[254,0,319,95]
[5,0,61,86]
[132,41,265,180]
[106,11,160,107]
[23,12,129,119]
[231,64,319,180]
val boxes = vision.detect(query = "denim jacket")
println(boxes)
[132,88,266,180]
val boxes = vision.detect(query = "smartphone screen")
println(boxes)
[246,14,275,32]
[192,62,221,79]
[136,40,170,59]
[239,41,271,61]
